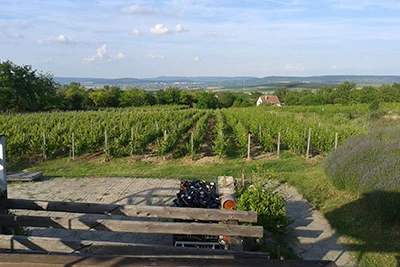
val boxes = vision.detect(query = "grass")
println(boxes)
[273,159,400,267]
[11,152,400,266]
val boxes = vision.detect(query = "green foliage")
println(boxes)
[323,125,400,224]
[212,111,228,157]
[237,182,291,234]
[278,82,400,106]
[369,100,380,111]
[0,108,202,162]
[0,60,57,112]
[194,91,218,109]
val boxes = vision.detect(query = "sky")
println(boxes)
[1,0,400,78]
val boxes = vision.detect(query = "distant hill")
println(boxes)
[53,75,400,87]
[243,75,400,86]
[53,76,256,85]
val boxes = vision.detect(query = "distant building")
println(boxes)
[256,95,281,106]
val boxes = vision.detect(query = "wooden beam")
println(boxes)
[6,198,257,223]
[0,135,7,235]
[0,253,338,267]
[0,214,263,238]
[0,234,270,259]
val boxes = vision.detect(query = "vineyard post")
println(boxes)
[90,120,93,134]
[130,127,134,156]
[334,132,338,150]
[247,133,251,160]
[241,162,245,186]
[71,132,75,160]
[156,121,160,143]
[43,132,47,160]
[0,135,8,234]
[258,124,262,141]
[277,132,281,158]
[306,128,312,159]
[22,132,26,157]
[163,130,167,161]
[190,131,194,156]
[104,129,108,159]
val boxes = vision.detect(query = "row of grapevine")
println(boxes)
[223,111,249,157]
[155,110,206,157]
[172,111,212,158]
[212,111,229,157]
[0,107,367,161]
[222,108,364,156]
[0,109,202,161]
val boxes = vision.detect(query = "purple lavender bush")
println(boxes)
[323,125,400,224]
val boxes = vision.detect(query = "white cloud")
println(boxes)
[332,65,337,69]
[115,52,126,59]
[84,44,108,62]
[285,64,305,71]
[130,28,140,36]
[42,58,53,63]
[85,45,126,62]
[145,53,165,59]
[150,24,170,35]
[121,5,159,15]
[149,24,188,36]
[193,56,200,61]
[37,35,78,44]
[174,24,188,33]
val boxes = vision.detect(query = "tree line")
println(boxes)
[275,82,400,106]
[0,60,257,112]
[2,60,400,112]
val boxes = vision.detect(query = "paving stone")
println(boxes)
[279,185,356,267]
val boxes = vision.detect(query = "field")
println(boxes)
[2,103,400,267]
[0,104,375,163]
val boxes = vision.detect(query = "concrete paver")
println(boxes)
[279,185,356,267]
[8,177,180,247]
[8,177,356,266]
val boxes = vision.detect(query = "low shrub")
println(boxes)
[323,125,400,224]
[237,182,291,234]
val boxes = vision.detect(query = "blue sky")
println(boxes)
[1,0,400,78]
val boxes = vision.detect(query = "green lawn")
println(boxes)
[13,153,400,267]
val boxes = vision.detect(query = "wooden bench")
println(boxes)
[0,134,266,258]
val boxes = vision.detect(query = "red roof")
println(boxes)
[259,95,281,105]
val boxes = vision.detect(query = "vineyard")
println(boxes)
[0,106,369,163]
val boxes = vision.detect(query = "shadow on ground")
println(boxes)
[324,190,400,265]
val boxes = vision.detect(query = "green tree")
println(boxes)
[216,91,235,108]
[194,91,218,109]
[274,88,289,103]
[315,86,334,104]
[64,82,87,110]
[156,90,167,105]
[0,60,57,112]
[164,88,181,104]
[333,81,356,104]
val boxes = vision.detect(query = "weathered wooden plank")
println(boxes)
[0,234,270,259]
[0,214,263,238]
[6,198,257,223]
[0,253,338,267]
[6,171,43,182]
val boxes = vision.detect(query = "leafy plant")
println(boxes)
[237,182,291,234]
